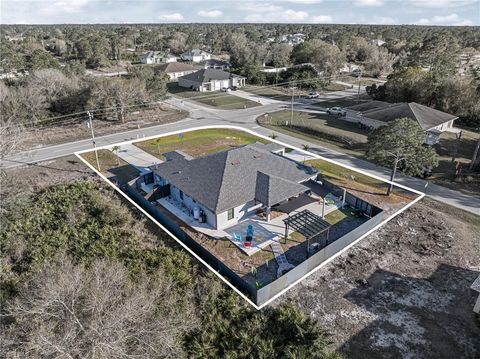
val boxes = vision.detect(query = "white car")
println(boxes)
[221,87,231,92]
[327,107,346,116]
[306,92,320,99]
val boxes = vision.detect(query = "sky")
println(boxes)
[1,0,479,26]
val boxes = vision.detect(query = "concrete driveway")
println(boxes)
[111,143,162,173]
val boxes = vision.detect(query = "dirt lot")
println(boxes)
[16,104,188,149]
[277,198,480,358]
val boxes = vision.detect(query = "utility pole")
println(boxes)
[357,70,362,102]
[87,111,101,171]
[290,80,295,127]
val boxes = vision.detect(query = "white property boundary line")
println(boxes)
[75,125,425,310]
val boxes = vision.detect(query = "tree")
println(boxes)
[364,47,397,78]
[3,257,195,358]
[88,77,148,122]
[366,118,438,195]
[309,40,345,77]
[28,49,60,71]
[186,297,339,359]
[302,144,310,163]
[111,145,121,165]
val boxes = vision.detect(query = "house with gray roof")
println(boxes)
[180,49,212,63]
[154,62,198,81]
[197,59,231,71]
[178,68,246,92]
[139,51,177,64]
[150,142,318,229]
[347,101,458,144]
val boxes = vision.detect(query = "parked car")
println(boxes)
[306,92,319,99]
[221,87,231,92]
[230,86,238,91]
[327,107,347,116]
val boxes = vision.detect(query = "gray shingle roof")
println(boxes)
[350,102,457,130]
[347,101,390,113]
[154,62,197,74]
[153,143,317,213]
[255,172,309,207]
[178,68,244,84]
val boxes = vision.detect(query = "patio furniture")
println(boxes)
[246,224,254,237]
[233,233,242,242]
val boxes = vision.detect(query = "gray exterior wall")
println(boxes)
[255,210,384,306]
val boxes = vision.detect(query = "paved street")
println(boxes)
[3,94,479,215]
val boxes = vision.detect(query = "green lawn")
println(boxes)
[336,74,386,87]
[81,149,140,183]
[308,97,372,110]
[135,128,269,160]
[167,83,260,110]
[243,85,294,102]
[258,109,369,157]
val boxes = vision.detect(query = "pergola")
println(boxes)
[283,209,331,257]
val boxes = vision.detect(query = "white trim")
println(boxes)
[75,125,423,310]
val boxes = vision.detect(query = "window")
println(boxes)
[227,208,234,220]
[179,190,184,200]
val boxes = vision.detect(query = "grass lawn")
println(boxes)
[306,159,417,213]
[258,109,369,157]
[324,208,349,225]
[430,129,480,194]
[336,75,386,87]
[243,85,292,101]
[308,96,372,110]
[167,83,260,110]
[135,128,270,160]
[81,149,140,183]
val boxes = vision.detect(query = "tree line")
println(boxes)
[0,180,340,358]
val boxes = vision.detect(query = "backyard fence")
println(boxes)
[256,208,383,306]
[124,185,257,301]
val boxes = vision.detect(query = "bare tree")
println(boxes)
[3,257,196,359]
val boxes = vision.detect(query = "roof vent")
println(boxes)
[253,154,262,159]
[231,160,241,165]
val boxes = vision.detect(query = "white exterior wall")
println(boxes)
[216,200,262,230]
[430,119,455,132]
[211,79,230,91]
[170,186,217,228]
[168,70,196,81]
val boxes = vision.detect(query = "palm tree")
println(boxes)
[302,144,310,163]
[111,145,121,166]
[154,138,162,155]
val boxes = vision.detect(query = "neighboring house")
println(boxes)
[472,275,480,314]
[347,101,458,145]
[340,63,361,73]
[150,142,317,230]
[154,62,198,81]
[178,68,246,91]
[197,59,231,71]
[139,51,177,64]
[280,33,305,46]
[180,49,212,63]
[369,39,386,46]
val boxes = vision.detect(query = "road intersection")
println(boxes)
[3,93,479,215]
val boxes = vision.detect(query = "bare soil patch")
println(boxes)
[279,198,480,358]
[18,105,188,149]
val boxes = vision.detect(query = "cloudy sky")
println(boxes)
[1,0,478,26]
